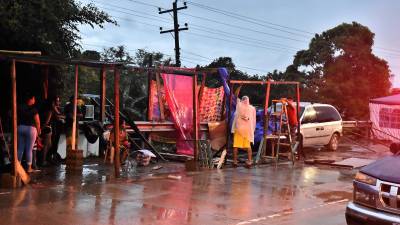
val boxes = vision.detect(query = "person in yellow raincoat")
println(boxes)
[231,96,256,167]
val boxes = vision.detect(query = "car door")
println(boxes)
[314,106,342,145]
[300,106,319,147]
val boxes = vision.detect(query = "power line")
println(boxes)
[92,1,171,23]
[180,12,307,43]
[185,0,313,37]
[181,50,269,74]
[96,3,300,51]
[119,0,400,55]
[190,25,298,51]
[94,6,296,54]
[185,31,292,53]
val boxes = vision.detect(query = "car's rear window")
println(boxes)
[314,106,341,122]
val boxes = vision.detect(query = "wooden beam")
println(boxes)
[155,69,165,121]
[114,68,121,178]
[0,50,41,55]
[71,65,79,150]
[100,67,106,123]
[296,83,301,134]
[264,82,271,136]
[42,66,49,99]
[11,59,18,176]
[230,80,300,85]
[147,70,153,121]
[197,72,207,115]
[193,72,199,161]
[226,82,233,154]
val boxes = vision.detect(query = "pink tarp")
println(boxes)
[162,73,195,155]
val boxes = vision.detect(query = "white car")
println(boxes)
[299,103,343,151]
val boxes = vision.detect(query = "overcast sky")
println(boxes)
[79,0,400,86]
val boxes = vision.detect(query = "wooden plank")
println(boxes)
[11,59,18,177]
[230,80,300,85]
[197,72,207,113]
[0,50,41,55]
[114,68,121,178]
[42,66,49,99]
[193,72,199,161]
[100,67,106,123]
[71,64,79,150]
[155,69,165,121]
[147,70,153,120]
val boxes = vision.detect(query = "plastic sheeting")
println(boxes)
[370,102,400,141]
[162,73,195,155]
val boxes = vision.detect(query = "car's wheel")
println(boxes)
[328,133,340,151]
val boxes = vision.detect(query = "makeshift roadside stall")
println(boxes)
[0,51,127,186]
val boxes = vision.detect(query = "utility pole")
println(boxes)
[159,1,188,67]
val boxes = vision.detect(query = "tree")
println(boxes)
[0,0,116,123]
[290,22,391,119]
[204,57,266,107]
[0,0,116,57]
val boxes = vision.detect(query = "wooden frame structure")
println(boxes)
[2,51,303,185]
[0,52,125,179]
[227,80,301,157]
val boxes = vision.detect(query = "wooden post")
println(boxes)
[226,82,233,153]
[193,73,199,161]
[155,69,165,121]
[71,65,79,150]
[264,81,271,136]
[11,59,18,176]
[43,66,49,100]
[296,83,300,135]
[147,56,153,121]
[114,67,121,178]
[100,67,106,123]
[147,70,153,121]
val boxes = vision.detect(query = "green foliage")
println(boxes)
[0,0,116,57]
[289,22,391,119]
[203,57,266,107]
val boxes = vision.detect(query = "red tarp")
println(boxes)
[162,73,196,155]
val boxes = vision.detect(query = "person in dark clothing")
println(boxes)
[18,93,40,173]
[48,96,64,164]
[39,97,62,166]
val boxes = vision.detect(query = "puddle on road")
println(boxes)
[315,191,352,203]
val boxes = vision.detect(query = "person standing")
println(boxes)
[39,97,59,166]
[17,93,40,173]
[48,96,64,164]
[231,96,256,168]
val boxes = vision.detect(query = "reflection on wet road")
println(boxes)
[0,161,354,225]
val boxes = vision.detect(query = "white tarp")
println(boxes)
[369,102,400,141]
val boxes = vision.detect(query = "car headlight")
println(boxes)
[355,172,377,186]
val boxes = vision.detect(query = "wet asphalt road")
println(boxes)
[0,140,389,225]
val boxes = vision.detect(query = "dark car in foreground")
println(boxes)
[346,154,400,225]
